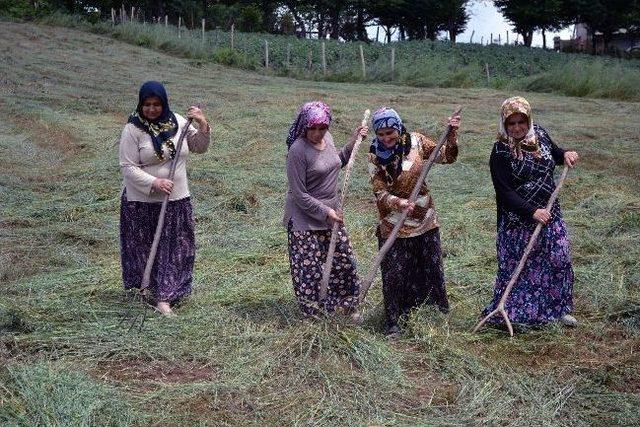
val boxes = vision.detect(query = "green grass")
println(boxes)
[1,21,639,426]
[34,12,640,102]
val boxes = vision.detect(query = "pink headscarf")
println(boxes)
[286,101,332,149]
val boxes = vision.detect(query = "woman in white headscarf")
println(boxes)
[480,96,579,327]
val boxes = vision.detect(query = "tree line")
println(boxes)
[3,0,639,50]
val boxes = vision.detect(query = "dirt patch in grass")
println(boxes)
[97,359,221,386]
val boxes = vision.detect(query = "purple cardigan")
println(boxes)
[283,132,353,230]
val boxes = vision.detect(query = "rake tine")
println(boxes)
[137,304,149,332]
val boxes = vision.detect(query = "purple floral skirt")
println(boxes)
[120,191,196,303]
[482,216,574,325]
[378,227,449,329]
[287,221,360,317]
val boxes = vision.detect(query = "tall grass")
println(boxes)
[1,20,639,425]
[36,12,640,102]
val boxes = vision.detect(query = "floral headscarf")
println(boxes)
[286,101,332,150]
[127,81,179,160]
[498,96,540,160]
[369,107,411,179]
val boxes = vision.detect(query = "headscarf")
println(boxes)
[369,107,411,177]
[286,101,332,150]
[498,96,540,160]
[127,81,178,160]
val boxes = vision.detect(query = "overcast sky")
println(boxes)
[459,0,573,47]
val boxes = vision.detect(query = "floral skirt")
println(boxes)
[120,191,196,304]
[378,227,449,329]
[482,216,574,325]
[287,221,360,317]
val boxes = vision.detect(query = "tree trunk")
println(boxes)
[330,9,340,39]
[542,29,547,49]
[318,13,325,39]
[522,31,533,47]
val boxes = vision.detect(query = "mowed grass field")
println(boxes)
[0,21,639,426]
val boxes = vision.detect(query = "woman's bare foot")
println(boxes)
[156,301,175,317]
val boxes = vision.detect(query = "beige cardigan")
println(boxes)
[119,113,210,202]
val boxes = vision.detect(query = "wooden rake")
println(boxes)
[472,164,570,336]
[120,115,194,331]
[358,107,462,305]
[318,109,370,305]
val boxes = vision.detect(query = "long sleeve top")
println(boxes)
[119,113,210,202]
[283,132,354,231]
[489,123,565,227]
[369,130,458,239]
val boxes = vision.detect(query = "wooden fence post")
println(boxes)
[485,63,490,85]
[307,49,313,71]
[321,42,326,76]
[230,24,235,50]
[111,8,115,26]
[470,30,475,43]
[359,44,366,79]
[286,43,291,68]
[498,34,501,44]
[131,6,134,22]
[490,32,493,44]
[178,16,181,37]
[506,32,509,45]
[164,15,168,27]
[202,18,205,42]
[390,47,395,80]
[265,40,269,68]
[481,36,484,45]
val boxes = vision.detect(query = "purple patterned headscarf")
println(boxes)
[286,101,332,149]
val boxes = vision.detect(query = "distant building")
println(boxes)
[554,24,639,55]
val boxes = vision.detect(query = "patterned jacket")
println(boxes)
[369,130,458,239]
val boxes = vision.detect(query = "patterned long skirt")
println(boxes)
[287,221,360,317]
[120,191,196,304]
[378,227,449,330]
[482,216,574,325]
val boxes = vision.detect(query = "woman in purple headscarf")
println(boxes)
[119,81,211,317]
[368,107,460,336]
[283,101,367,318]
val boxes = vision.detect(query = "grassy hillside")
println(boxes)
[37,13,640,102]
[1,21,639,426]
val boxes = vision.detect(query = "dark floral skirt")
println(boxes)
[482,216,574,325]
[120,191,196,303]
[287,221,360,317]
[378,227,449,329]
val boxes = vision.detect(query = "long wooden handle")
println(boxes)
[495,164,570,310]
[318,109,371,303]
[140,117,194,293]
[358,107,462,304]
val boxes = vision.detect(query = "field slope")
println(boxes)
[1,22,639,426]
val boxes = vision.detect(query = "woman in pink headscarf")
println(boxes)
[283,101,367,318]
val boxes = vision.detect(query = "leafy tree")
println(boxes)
[494,0,541,47]
[439,0,470,43]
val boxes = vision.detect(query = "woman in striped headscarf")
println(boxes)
[368,107,460,336]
